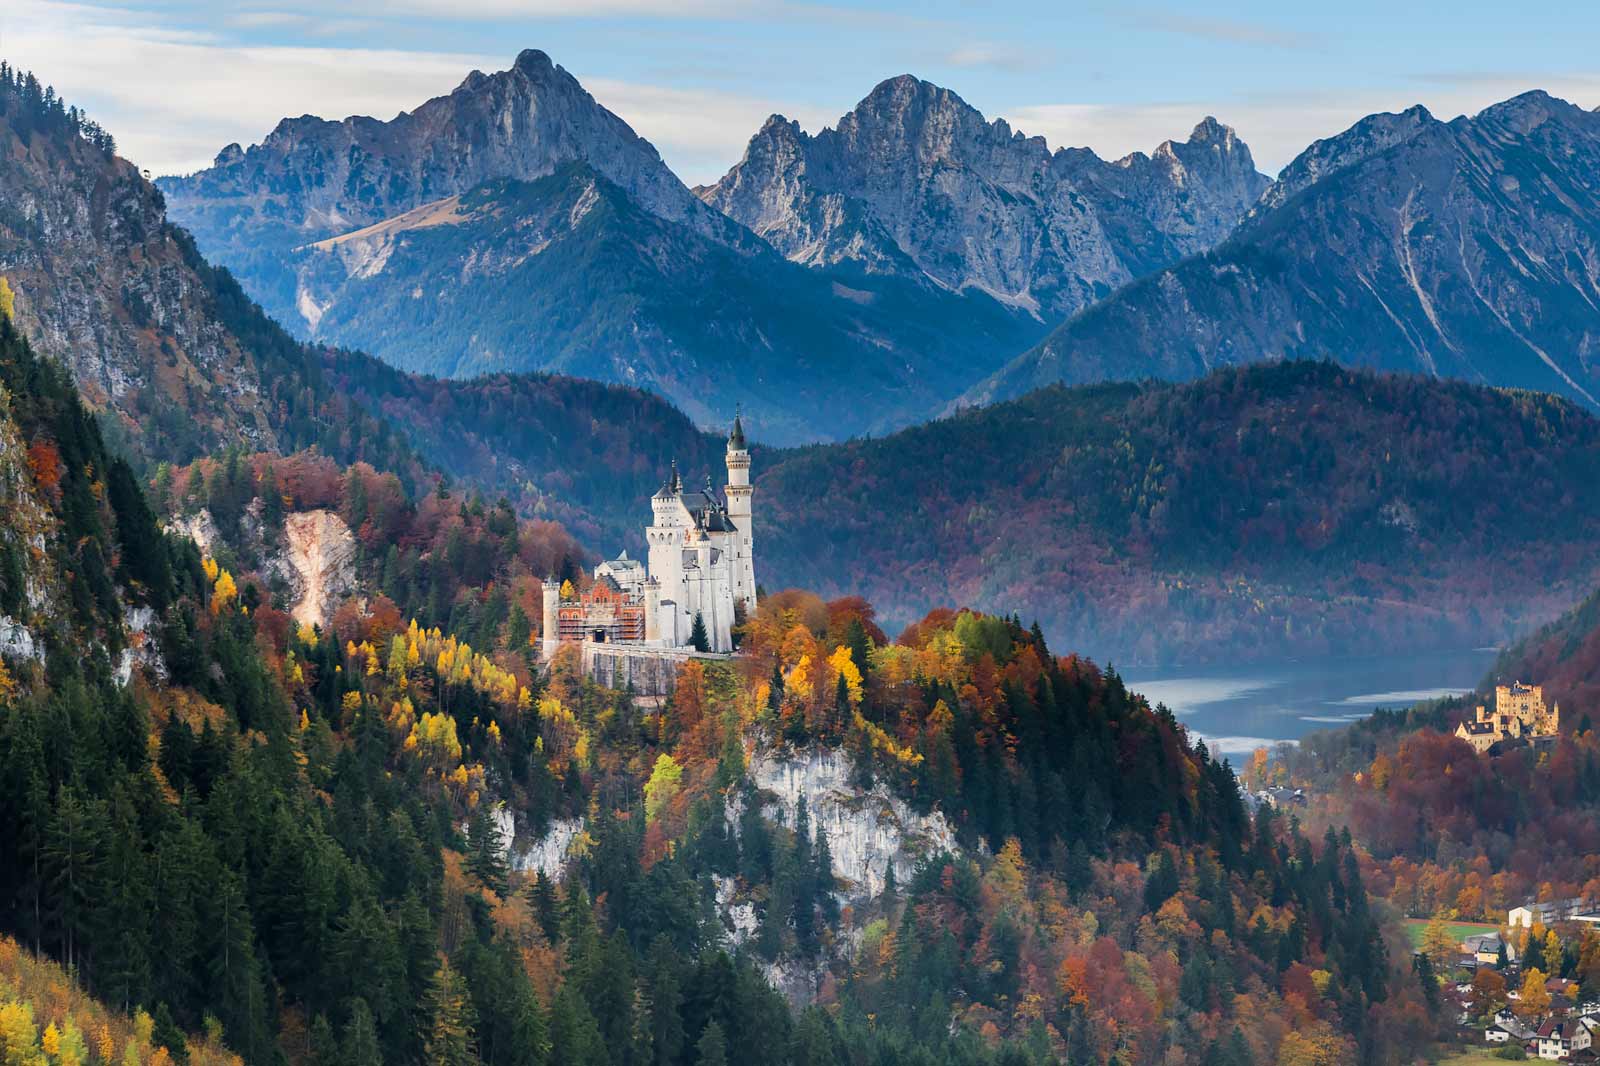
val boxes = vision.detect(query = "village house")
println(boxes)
[1464,932,1514,965]
[1509,899,1600,930]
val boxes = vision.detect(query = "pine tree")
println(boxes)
[529,870,560,944]
[695,1020,728,1066]
[151,1003,188,1065]
[467,805,510,896]
[341,999,382,1066]
[690,613,710,653]
[424,958,479,1066]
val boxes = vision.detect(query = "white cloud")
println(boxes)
[585,78,835,184]
[0,0,804,183]
[1006,77,1600,176]
[1123,9,1313,50]
[941,42,1033,71]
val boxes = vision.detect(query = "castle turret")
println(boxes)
[644,577,662,644]
[541,577,560,660]
[724,414,757,615]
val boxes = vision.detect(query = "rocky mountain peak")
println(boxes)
[1475,88,1586,133]
[1254,102,1438,213]
[161,48,755,335]
[513,47,556,75]
[700,78,1266,322]
[1188,115,1230,145]
[970,88,1600,417]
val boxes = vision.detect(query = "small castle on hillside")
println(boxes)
[542,417,756,658]
[1455,681,1560,753]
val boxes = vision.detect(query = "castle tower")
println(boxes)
[541,577,560,660]
[724,414,757,615]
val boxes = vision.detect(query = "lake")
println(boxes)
[1123,647,1499,757]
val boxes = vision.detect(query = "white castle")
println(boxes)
[542,417,756,656]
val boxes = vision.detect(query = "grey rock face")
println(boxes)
[1253,104,1435,213]
[160,49,750,333]
[0,112,276,454]
[969,90,1600,411]
[699,76,1269,321]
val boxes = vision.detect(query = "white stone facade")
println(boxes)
[544,418,756,658]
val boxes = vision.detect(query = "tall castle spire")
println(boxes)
[724,408,756,615]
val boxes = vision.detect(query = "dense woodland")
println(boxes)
[0,308,1450,1064]
[757,362,1600,662]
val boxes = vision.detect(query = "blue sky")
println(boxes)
[4,0,1599,184]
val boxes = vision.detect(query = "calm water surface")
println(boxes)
[1123,648,1499,757]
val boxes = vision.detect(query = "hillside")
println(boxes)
[299,356,1600,666]
[699,76,1268,323]
[754,362,1600,663]
[970,91,1600,411]
[0,298,1437,1065]
[0,64,421,475]
[1491,581,1600,714]
[0,936,240,1065]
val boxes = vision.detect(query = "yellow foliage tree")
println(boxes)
[0,277,14,322]
[644,753,684,823]
[1515,967,1552,1017]
[1276,1023,1348,1066]
[211,570,237,613]
[1419,914,1459,965]
[827,645,864,706]
[0,1001,41,1064]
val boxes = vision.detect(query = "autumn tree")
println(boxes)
[1419,914,1459,966]
[645,754,684,823]
[1515,967,1551,1018]
[424,958,479,1066]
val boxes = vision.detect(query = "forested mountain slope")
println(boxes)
[1492,579,1600,714]
[0,300,1439,1065]
[756,363,1600,663]
[0,63,419,473]
[972,91,1600,411]
[299,357,1600,667]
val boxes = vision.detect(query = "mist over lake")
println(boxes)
[1125,647,1499,756]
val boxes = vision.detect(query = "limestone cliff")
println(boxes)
[748,746,963,902]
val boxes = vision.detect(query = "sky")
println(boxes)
[4,0,1600,186]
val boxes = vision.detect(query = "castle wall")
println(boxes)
[581,641,730,696]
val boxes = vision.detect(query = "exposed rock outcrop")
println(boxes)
[699,76,1269,322]
[274,510,359,629]
[749,746,964,903]
[0,87,277,458]
[511,816,585,879]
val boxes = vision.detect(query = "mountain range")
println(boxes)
[158,51,1267,443]
[971,91,1600,410]
[697,76,1268,322]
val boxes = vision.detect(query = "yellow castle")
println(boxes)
[1455,682,1560,753]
